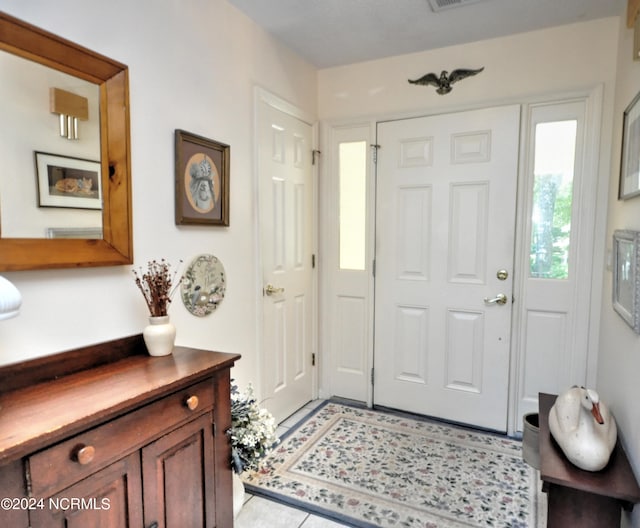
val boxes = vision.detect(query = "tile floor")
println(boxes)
[234,400,350,527]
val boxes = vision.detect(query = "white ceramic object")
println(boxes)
[142,315,176,356]
[0,276,21,320]
[549,386,617,472]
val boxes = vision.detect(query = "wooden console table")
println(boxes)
[539,392,640,527]
[0,335,240,528]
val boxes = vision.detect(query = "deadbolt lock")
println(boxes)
[496,269,509,281]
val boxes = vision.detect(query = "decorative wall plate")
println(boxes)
[181,254,226,316]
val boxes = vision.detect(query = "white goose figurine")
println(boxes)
[548,386,617,471]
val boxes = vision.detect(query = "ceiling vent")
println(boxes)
[427,0,485,12]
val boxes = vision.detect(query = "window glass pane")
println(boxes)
[339,141,367,270]
[530,120,577,279]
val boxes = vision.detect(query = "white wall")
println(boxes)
[600,10,640,528]
[0,0,317,392]
[318,18,619,121]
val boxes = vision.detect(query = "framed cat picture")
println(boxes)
[34,152,102,210]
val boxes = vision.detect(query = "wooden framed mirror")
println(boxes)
[0,11,132,270]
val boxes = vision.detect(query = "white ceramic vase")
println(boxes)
[232,471,245,519]
[143,315,176,356]
[0,276,22,320]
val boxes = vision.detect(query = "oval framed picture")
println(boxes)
[181,254,226,317]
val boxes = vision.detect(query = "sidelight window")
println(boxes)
[339,141,367,270]
[530,120,577,279]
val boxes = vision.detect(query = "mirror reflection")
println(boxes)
[0,50,101,239]
[0,10,132,271]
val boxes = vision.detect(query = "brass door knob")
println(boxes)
[265,284,285,296]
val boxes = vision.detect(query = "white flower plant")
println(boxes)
[228,381,279,474]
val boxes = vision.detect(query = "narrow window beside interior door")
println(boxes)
[530,120,577,279]
[339,141,367,271]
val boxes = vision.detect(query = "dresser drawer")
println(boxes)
[27,379,214,498]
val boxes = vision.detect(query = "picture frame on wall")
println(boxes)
[35,152,101,210]
[619,91,640,200]
[175,129,230,226]
[612,230,640,334]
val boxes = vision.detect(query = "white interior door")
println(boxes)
[257,91,314,423]
[374,105,520,432]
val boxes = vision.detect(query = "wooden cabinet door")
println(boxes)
[0,460,29,528]
[30,453,142,528]
[142,413,215,528]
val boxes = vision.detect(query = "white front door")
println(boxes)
[257,91,314,423]
[373,105,520,432]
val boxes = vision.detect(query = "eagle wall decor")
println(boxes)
[408,67,484,95]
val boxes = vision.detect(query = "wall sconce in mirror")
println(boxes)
[0,276,21,320]
[50,87,88,140]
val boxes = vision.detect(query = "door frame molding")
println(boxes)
[508,84,605,435]
[253,86,319,405]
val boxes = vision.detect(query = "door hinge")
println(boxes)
[371,144,380,164]
[312,254,316,268]
[371,367,375,386]
[312,353,316,366]
[312,149,321,165]
[372,258,376,277]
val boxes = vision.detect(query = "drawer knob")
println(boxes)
[185,395,199,411]
[74,445,96,465]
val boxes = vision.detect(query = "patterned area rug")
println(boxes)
[243,402,546,527]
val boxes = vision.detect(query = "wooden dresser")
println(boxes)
[0,335,240,528]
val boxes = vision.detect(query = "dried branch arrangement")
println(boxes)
[132,259,182,317]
